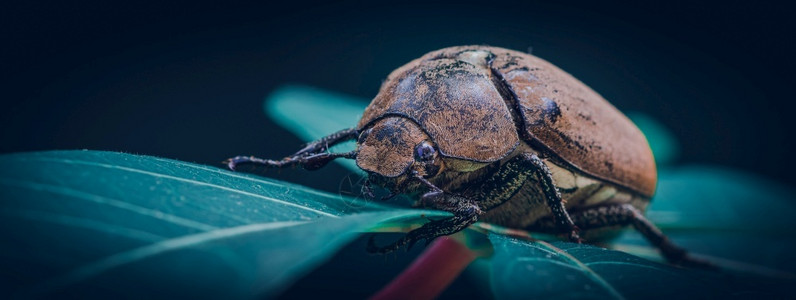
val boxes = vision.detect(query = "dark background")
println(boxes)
[2,1,795,298]
[2,1,795,189]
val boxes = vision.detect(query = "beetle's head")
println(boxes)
[355,117,445,192]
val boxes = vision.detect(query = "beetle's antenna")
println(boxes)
[226,150,357,171]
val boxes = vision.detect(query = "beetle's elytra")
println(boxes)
[228,45,708,268]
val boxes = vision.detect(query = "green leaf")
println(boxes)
[489,234,786,299]
[615,165,796,273]
[266,85,369,173]
[650,166,795,231]
[0,150,445,298]
[489,234,623,299]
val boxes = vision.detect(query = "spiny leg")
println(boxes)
[368,172,483,254]
[368,153,582,253]
[226,151,356,171]
[532,204,714,269]
[367,193,481,254]
[292,128,358,157]
[479,153,581,242]
[225,127,358,171]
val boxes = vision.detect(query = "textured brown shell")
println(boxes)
[357,54,519,163]
[360,45,657,197]
[488,47,656,197]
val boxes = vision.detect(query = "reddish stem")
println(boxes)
[369,237,478,300]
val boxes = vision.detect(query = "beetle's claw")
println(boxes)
[660,245,718,270]
[379,192,398,202]
[366,230,428,254]
[673,254,718,270]
[361,183,375,200]
[420,237,436,248]
[366,234,408,254]
[224,156,247,171]
[365,235,381,253]
[569,230,583,244]
[406,239,416,251]
[406,236,422,251]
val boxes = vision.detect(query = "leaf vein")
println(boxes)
[24,157,339,218]
[0,178,219,231]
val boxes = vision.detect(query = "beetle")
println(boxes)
[227,45,707,267]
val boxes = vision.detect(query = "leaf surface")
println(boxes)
[489,234,787,300]
[0,150,445,298]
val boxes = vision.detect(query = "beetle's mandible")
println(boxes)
[227,45,708,267]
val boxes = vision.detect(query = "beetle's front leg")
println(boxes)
[291,127,359,157]
[367,176,483,254]
[225,151,356,171]
[367,193,482,254]
[225,127,358,171]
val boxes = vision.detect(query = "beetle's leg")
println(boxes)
[225,128,358,171]
[225,150,356,171]
[367,193,481,254]
[361,178,375,200]
[367,153,584,254]
[292,128,358,157]
[367,175,482,254]
[532,204,714,269]
[478,153,582,242]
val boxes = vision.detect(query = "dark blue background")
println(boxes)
[2,1,794,298]
[3,1,794,189]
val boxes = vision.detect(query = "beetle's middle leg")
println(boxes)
[367,153,582,254]
[477,153,582,242]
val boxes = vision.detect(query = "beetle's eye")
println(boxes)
[414,142,435,161]
[358,128,372,143]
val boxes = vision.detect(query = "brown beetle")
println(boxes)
[227,46,706,267]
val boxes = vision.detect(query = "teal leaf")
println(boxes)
[0,150,445,298]
[489,235,623,300]
[489,234,790,299]
[651,166,795,231]
[265,85,369,173]
[615,165,796,273]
